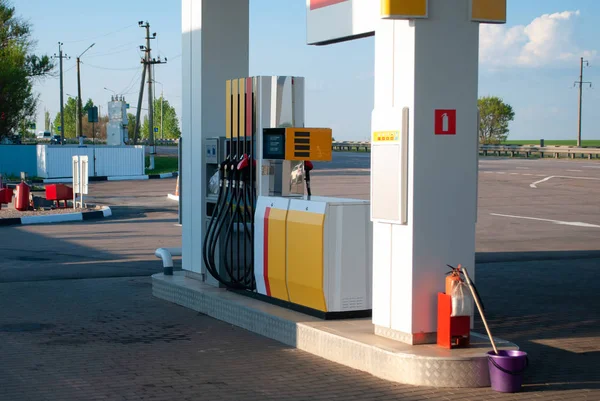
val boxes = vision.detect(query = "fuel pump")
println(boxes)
[202,100,255,290]
[202,76,372,319]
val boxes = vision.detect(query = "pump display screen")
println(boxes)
[263,129,286,159]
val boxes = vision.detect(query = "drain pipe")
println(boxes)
[154,248,182,275]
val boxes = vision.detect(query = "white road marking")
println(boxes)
[584,165,600,169]
[516,167,530,170]
[491,213,600,229]
[523,174,533,176]
[530,176,555,188]
[510,173,519,175]
[530,175,600,188]
[567,169,583,172]
[483,171,494,174]
[496,172,506,175]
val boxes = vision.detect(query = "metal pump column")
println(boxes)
[371,0,507,344]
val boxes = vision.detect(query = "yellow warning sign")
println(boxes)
[471,0,506,23]
[381,0,428,19]
[373,131,400,143]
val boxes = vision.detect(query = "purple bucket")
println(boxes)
[487,350,528,393]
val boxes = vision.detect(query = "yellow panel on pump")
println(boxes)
[381,0,428,19]
[286,210,327,312]
[225,80,232,138]
[232,78,239,139]
[284,128,332,162]
[238,78,246,137]
[267,208,289,301]
[471,0,506,23]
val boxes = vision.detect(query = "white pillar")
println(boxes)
[371,0,480,344]
[181,0,249,274]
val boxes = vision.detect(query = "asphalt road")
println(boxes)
[0,154,599,400]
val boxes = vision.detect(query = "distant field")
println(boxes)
[503,140,600,147]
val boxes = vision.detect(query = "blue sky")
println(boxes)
[21,0,600,140]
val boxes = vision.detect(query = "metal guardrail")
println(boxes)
[332,141,600,159]
[480,144,600,159]
[332,141,371,152]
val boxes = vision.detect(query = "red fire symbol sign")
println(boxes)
[435,110,456,135]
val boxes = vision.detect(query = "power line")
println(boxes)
[120,70,142,95]
[80,62,139,71]
[85,46,137,59]
[63,23,137,44]
[64,63,77,73]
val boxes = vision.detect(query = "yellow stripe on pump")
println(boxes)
[232,78,239,139]
[286,208,327,312]
[267,208,289,301]
[238,78,246,137]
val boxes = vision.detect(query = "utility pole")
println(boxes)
[133,62,146,145]
[575,57,592,147]
[137,21,167,169]
[53,42,69,145]
[76,58,82,139]
[76,43,95,145]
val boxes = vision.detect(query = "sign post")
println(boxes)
[72,155,89,208]
[88,106,99,176]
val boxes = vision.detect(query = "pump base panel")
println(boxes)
[153,272,518,388]
[231,288,371,320]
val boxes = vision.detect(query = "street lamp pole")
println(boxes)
[76,43,95,146]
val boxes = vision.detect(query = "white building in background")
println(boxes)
[107,96,129,146]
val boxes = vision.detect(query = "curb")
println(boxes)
[0,206,112,227]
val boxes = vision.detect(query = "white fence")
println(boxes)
[37,145,145,178]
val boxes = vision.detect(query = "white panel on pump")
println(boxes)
[254,196,291,296]
[370,107,409,225]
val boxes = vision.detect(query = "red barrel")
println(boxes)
[0,188,13,210]
[15,183,30,211]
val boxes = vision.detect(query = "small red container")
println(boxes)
[0,188,14,210]
[46,184,74,208]
[437,292,471,349]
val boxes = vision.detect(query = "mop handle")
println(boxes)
[461,266,499,355]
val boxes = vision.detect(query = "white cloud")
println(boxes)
[480,10,596,68]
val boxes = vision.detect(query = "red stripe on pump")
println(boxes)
[310,0,347,11]
[246,78,253,136]
[263,207,272,296]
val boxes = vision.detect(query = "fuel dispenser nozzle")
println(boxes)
[304,161,314,197]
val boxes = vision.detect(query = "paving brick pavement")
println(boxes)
[0,259,598,401]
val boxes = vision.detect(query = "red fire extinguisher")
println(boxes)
[15,182,30,212]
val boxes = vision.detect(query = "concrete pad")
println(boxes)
[152,272,518,388]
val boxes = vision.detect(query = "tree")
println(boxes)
[44,110,50,131]
[0,0,54,140]
[127,113,136,138]
[83,98,94,115]
[52,97,78,138]
[140,96,181,140]
[478,96,515,144]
